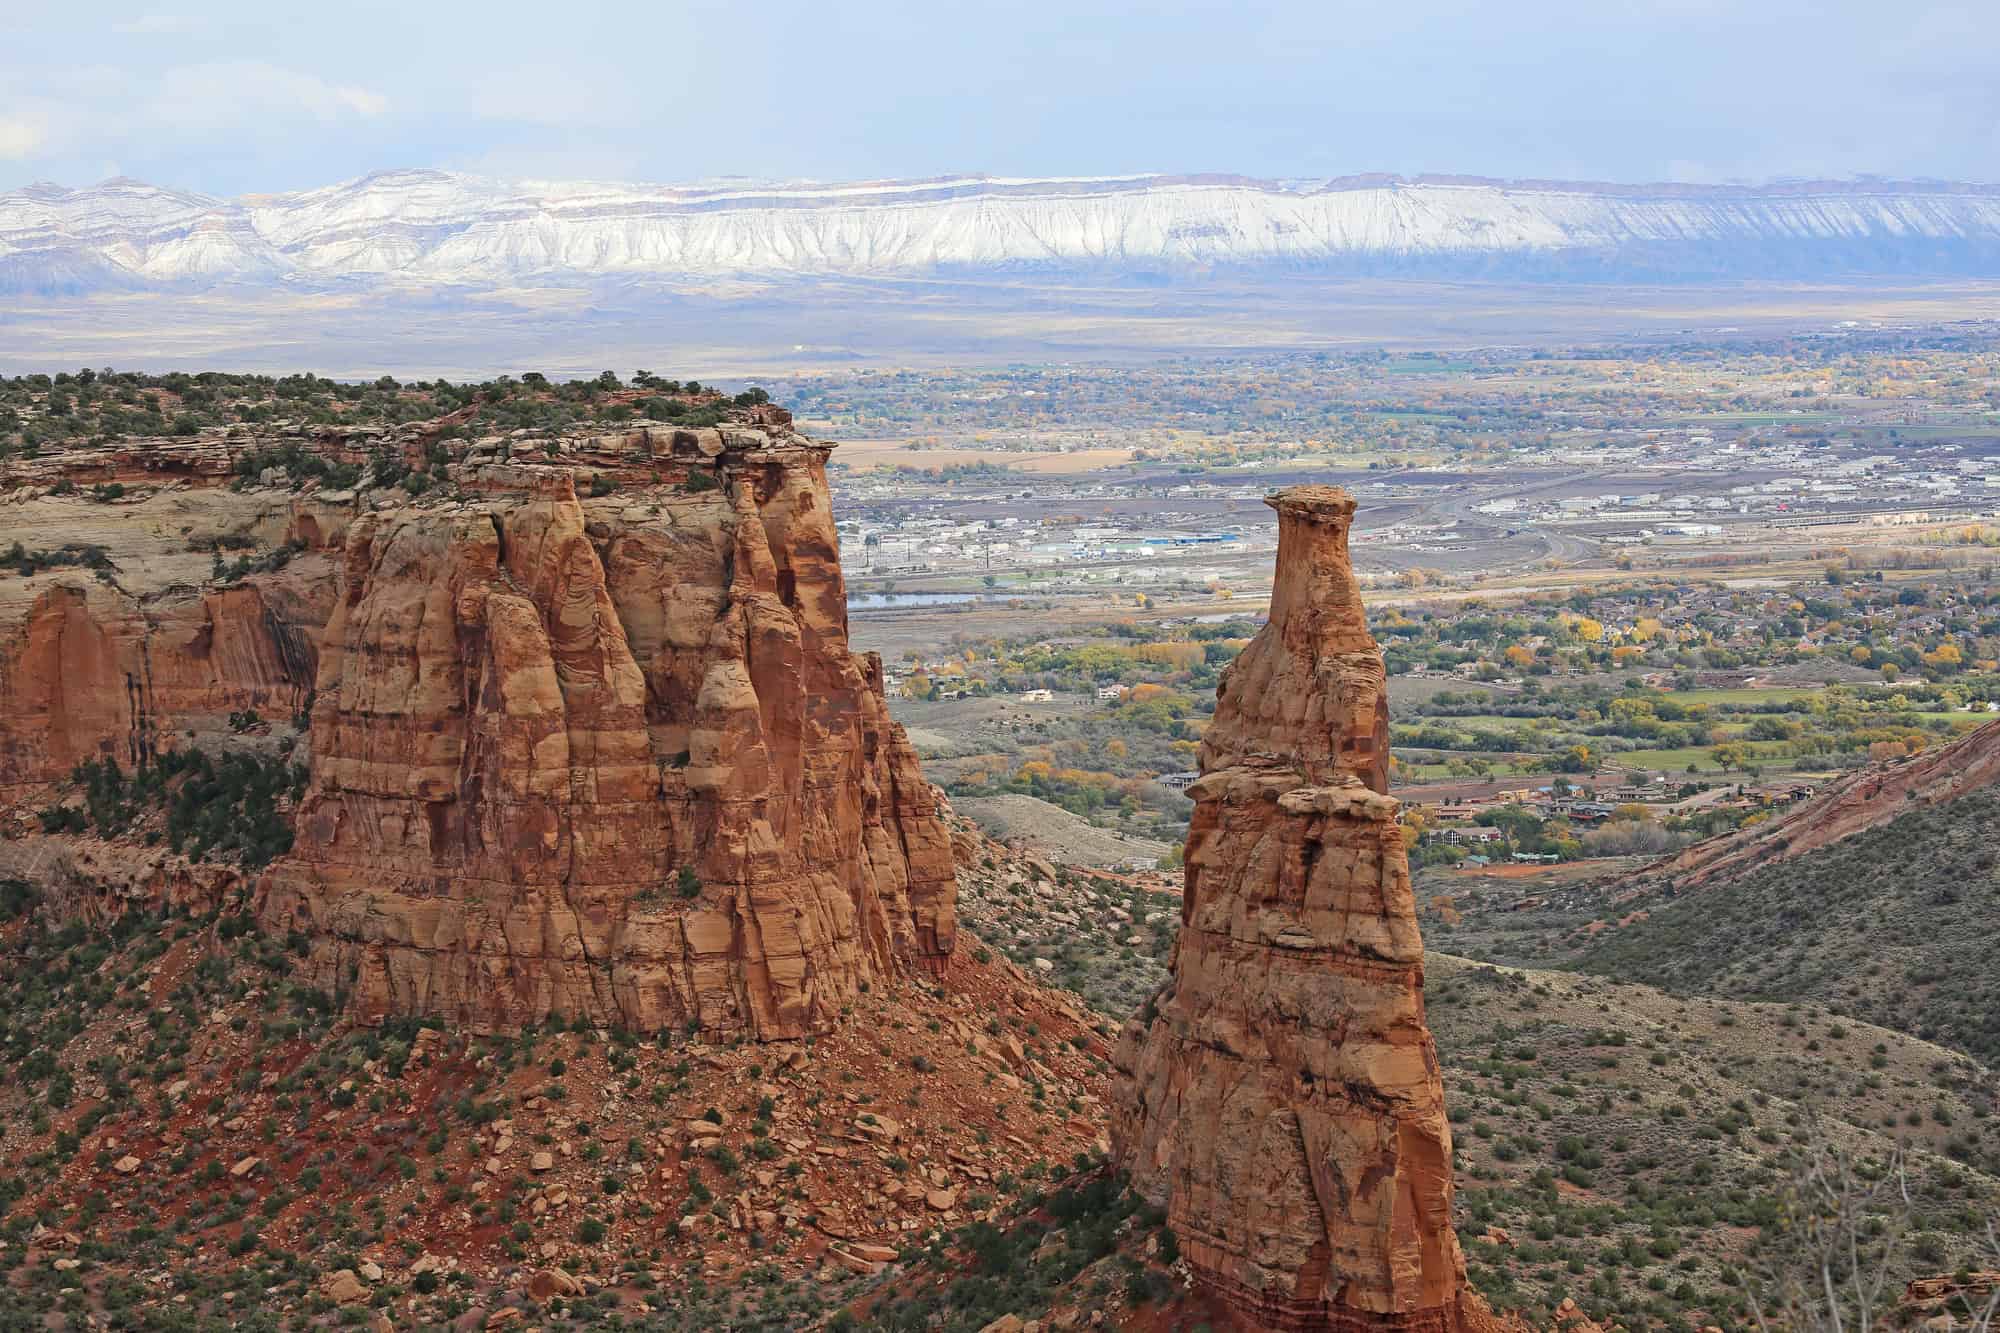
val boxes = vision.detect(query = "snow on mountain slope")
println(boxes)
[7,168,2000,291]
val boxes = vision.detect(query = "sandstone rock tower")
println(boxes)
[261,437,958,1038]
[1113,486,1473,1331]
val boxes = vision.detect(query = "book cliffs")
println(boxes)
[1113,487,1487,1331]
[10,170,2000,292]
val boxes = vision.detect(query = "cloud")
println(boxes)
[110,14,202,35]
[144,62,390,131]
[8,0,2000,194]
[0,114,45,160]
[0,58,390,186]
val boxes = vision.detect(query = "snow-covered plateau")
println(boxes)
[7,169,2000,292]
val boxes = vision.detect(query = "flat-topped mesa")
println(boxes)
[0,412,957,1040]
[259,438,958,1038]
[1113,486,1480,1332]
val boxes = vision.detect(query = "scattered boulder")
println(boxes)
[321,1269,369,1305]
[528,1267,585,1300]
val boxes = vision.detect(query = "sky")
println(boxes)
[1,0,1996,197]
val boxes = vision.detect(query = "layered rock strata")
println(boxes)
[2,421,958,1038]
[1113,486,1473,1331]
[0,578,322,798]
[262,437,956,1037]
[1636,715,2000,890]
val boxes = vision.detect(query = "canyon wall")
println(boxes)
[1112,486,1476,1332]
[263,436,957,1036]
[0,423,958,1038]
[0,578,321,799]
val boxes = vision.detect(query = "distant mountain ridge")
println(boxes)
[9,168,2000,292]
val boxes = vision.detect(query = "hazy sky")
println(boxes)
[2,1,1996,196]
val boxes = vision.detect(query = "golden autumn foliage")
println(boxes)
[1130,642,1205,670]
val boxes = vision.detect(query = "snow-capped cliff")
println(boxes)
[7,168,2000,291]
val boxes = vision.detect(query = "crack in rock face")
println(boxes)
[1112,485,1488,1333]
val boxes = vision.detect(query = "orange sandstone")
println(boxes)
[260,436,956,1036]
[1113,486,1475,1331]
[1,422,957,1039]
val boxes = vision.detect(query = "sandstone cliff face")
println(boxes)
[1113,486,1472,1332]
[258,434,956,1038]
[1,420,957,1040]
[0,577,321,798]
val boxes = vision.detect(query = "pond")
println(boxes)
[847,592,983,608]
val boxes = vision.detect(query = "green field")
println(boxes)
[1393,684,1992,780]
[1398,761,1533,781]
[1614,740,1798,772]
[1657,686,1818,706]
[1408,687,1817,716]
[1397,715,1533,730]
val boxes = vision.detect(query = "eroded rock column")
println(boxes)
[1113,485,1476,1332]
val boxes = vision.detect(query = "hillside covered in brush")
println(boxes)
[1577,786,2000,1064]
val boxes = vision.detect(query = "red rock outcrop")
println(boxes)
[1632,716,2000,891]
[1113,486,1474,1331]
[258,434,956,1037]
[1,418,958,1040]
[0,578,322,798]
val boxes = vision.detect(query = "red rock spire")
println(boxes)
[1112,485,1479,1331]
